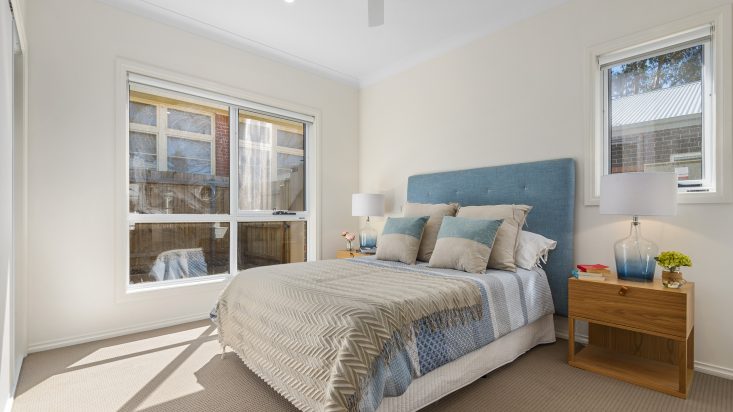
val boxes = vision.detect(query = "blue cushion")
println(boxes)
[437,216,503,246]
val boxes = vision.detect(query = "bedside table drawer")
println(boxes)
[569,279,690,338]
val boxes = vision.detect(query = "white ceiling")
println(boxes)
[103,0,568,86]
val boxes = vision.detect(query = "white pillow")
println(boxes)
[515,231,557,270]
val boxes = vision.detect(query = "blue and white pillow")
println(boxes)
[428,216,503,273]
[376,216,430,265]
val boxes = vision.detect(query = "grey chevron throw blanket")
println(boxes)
[212,259,483,412]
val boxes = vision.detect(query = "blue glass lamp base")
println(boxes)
[613,220,658,282]
[615,256,656,282]
[359,220,378,251]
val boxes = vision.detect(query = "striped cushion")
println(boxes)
[428,216,503,273]
[376,216,430,264]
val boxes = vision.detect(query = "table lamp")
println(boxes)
[352,193,384,253]
[600,172,677,281]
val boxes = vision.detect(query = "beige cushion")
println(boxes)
[428,217,503,274]
[456,204,532,272]
[403,202,459,262]
[376,216,430,265]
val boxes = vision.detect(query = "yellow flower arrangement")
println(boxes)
[655,251,692,273]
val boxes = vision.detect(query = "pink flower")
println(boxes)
[341,231,348,237]
[345,233,356,242]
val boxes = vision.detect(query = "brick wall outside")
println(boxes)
[215,114,230,177]
[610,125,702,173]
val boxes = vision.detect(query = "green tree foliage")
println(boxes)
[610,45,703,98]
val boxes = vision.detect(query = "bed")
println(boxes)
[211,158,575,412]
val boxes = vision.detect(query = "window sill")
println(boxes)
[116,274,232,303]
[585,189,731,206]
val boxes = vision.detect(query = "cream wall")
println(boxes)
[25,0,359,349]
[360,0,733,376]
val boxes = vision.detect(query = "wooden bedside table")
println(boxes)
[335,250,371,259]
[568,276,694,398]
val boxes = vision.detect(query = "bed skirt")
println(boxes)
[377,314,555,412]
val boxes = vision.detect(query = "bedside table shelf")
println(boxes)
[570,344,693,397]
[568,276,694,398]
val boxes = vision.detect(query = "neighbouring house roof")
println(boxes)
[612,81,702,127]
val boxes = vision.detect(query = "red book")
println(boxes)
[576,264,609,272]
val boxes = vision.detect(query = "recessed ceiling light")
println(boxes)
[284,0,295,3]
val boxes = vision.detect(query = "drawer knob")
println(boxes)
[618,286,629,296]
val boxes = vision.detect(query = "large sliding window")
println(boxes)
[126,76,312,287]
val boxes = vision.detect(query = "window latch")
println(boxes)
[272,210,296,215]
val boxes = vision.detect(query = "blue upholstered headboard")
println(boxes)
[406,158,575,316]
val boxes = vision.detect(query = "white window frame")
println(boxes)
[601,33,711,191]
[115,60,321,302]
[584,6,732,205]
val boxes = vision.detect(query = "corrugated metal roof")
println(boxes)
[611,81,702,127]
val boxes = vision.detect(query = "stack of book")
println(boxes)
[575,264,610,281]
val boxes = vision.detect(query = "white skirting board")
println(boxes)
[22,312,733,382]
[26,312,211,353]
[554,316,733,381]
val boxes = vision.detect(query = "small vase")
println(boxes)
[345,241,352,251]
[662,270,684,283]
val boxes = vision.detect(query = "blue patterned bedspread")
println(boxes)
[349,257,555,412]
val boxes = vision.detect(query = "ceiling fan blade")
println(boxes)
[368,0,384,27]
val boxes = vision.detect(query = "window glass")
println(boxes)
[128,84,229,214]
[607,44,704,187]
[277,153,305,211]
[167,136,212,174]
[238,110,305,211]
[277,129,304,150]
[237,222,306,270]
[239,118,271,145]
[129,132,157,170]
[129,223,229,284]
[129,101,156,126]
[167,108,212,135]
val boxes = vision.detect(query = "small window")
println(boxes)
[599,26,713,193]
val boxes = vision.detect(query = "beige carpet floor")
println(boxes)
[13,320,733,412]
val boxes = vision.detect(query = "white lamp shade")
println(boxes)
[600,172,677,216]
[352,193,385,217]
